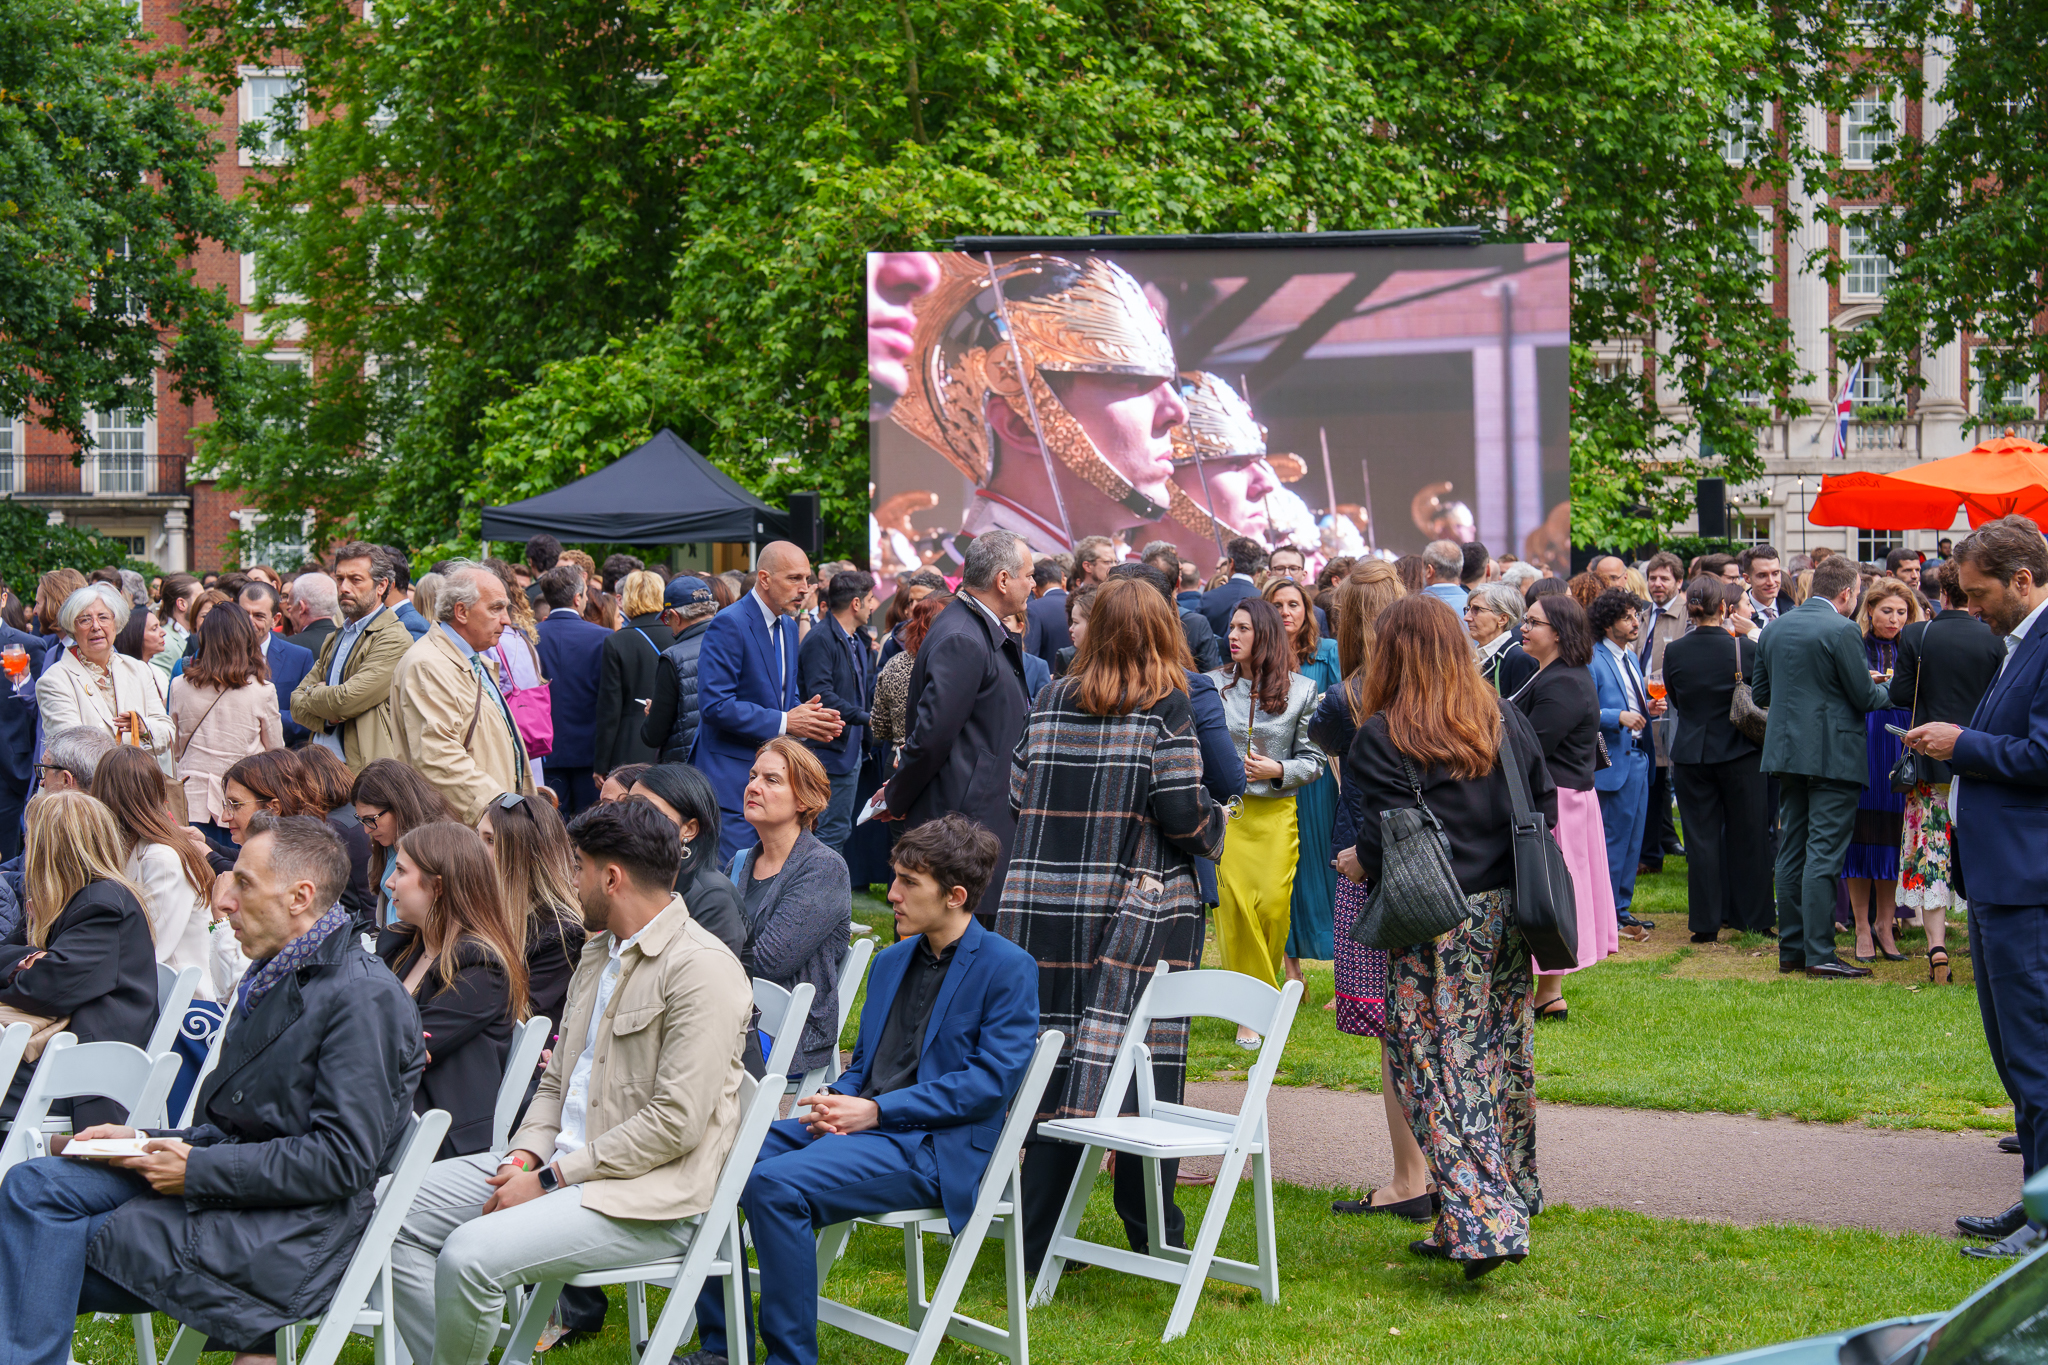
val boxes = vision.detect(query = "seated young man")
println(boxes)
[687,813,1040,1365]
[389,799,752,1365]
[0,815,422,1365]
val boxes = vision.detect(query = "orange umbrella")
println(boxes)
[1807,470,1962,531]
[1889,432,2048,526]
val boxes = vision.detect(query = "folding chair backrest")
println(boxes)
[706,1070,788,1229]
[176,996,236,1128]
[824,937,875,1084]
[146,965,204,1058]
[752,979,814,1082]
[1140,965,1286,1037]
[966,1030,1065,1210]
[492,1015,552,1154]
[296,1109,451,1365]
[0,1036,179,1169]
[0,1022,30,1113]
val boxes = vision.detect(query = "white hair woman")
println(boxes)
[35,583,173,758]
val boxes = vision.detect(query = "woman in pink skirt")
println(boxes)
[1511,593,1618,1021]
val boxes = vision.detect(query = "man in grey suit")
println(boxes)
[1751,556,1894,977]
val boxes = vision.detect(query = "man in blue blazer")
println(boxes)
[533,566,612,815]
[692,542,843,861]
[691,815,1038,1365]
[1023,559,1070,665]
[796,569,877,855]
[1199,536,1266,637]
[239,582,315,747]
[1587,588,1665,929]
[0,615,42,857]
[1906,517,2048,1258]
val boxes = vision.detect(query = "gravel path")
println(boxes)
[1181,1082,2019,1237]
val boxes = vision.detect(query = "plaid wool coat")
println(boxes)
[996,678,1226,1121]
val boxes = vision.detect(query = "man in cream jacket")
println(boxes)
[389,799,751,1365]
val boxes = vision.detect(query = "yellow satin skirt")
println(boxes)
[1214,792,1298,987]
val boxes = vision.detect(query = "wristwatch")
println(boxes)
[536,1164,561,1195]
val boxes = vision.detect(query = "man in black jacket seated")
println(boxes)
[0,815,424,1363]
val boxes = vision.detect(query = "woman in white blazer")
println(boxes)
[36,583,174,757]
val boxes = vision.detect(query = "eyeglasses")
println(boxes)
[222,797,255,813]
[357,807,391,828]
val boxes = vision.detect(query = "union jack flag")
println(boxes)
[1831,360,1861,459]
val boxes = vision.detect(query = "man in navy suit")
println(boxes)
[692,541,843,861]
[1022,558,1070,665]
[0,615,42,857]
[238,582,315,747]
[691,815,1037,1365]
[796,568,877,855]
[1906,516,2048,1259]
[380,547,431,640]
[1199,536,1266,637]
[534,566,612,815]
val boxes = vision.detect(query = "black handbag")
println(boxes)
[1498,704,1581,972]
[1347,749,1471,952]
[1889,628,1931,793]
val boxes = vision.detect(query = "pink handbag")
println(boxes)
[493,644,554,758]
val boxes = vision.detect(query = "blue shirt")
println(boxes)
[1424,582,1469,613]
[313,605,387,760]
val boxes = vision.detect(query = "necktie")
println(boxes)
[1638,608,1659,665]
[472,654,529,788]
[1622,648,1649,715]
[771,616,787,703]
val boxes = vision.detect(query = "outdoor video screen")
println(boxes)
[866,239,1571,593]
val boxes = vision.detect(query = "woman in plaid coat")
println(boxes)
[998,579,1227,1274]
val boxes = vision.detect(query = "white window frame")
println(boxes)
[1858,527,1905,561]
[1847,361,1895,408]
[237,67,303,167]
[1722,101,1771,164]
[89,408,154,496]
[0,413,18,495]
[1737,206,1774,304]
[1973,351,2041,414]
[1841,215,1892,300]
[1842,93,1899,167]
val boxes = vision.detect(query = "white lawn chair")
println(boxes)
[817,935,875,1090]
[157,1109,451,1365]
[145,965,204,1059]
[0,1035,180,1172]
[174,997,236,1129]
[0,1021,31,1112]
[490,1015,553,1155]
[752,979,816,1093]
[805,1028,1065,1365]
[495,1069,785,1365]
[1030,966,1304,1343]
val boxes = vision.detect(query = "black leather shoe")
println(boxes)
[1691,932,1718,944]
[1806,960,1873,978]
[1962,1223,2046,1259]
[1619,911,1656,931]
[2000,1135,2022,1154]
[1957,1202,2028,1239]
[1465,1252,1527,1281]
[1779,959,1804,974]
[1410,1238,1449,1260]
[1663,842,1686,857]
[1333,1189,1437,1223]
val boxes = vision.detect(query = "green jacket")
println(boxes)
[1750,597,1893,782]
[289,608,413,772]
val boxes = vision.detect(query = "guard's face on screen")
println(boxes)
[1179,457,1280,540]
[868,252,939,419]
[1055,373,1186,503]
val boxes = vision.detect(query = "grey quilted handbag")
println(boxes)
[1729,630,1769,745]
[1347,751,1471,951]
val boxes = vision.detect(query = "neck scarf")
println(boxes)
[237,901,351,1014]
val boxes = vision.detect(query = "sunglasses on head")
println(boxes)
[494,792,529,813]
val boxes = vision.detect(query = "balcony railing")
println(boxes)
[1849,420,1920,456]
[18,453,189,497]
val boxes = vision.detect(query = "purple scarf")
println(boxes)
[236,902,351,1015]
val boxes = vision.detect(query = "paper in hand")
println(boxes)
[64,1137,153,1159]
[854,789,890,827]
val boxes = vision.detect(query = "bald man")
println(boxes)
[690,541,845,859]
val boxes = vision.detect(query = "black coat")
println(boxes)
[797,612,873,772]
[594,613,675,774]
[1512,663,1602,791]
[884,596,1031,905]
[376,928,515,1158]
[642,617,712,763]
[1891,610,2007,783]
[326,808,378,936]
[676,857,750,971]
[523,909,587,1032]
[88,922,423,1348]
[1663,627,1761,767]
[1181,609,1224,673]
[0,881,157,1128]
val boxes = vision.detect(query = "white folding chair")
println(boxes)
[0,1021,31,1111]
[805,1028,1065,1365]
[818,936,875,1090]
[0,1035,180,1171]
[496,1070,785,1365]
[751,979,815,1094]
[158,1109,452,1365]
[1030,966,1304,1343]
[490,1015,553,1155]
[145,965,204,1060]
[174,996,236,1129]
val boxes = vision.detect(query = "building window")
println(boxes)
[95,238,144,321]
[1973,352,2039,417]
[1729,512,1773,546]
[93,410,148,494]
[109,536,147,559]
[1842,218,1892,299]
[1723,102,1769,163]
[1848,363,1895,408]
[1858,528,1904,562]
[1843,95,1894,164]
[239,71,300,165]
[0,417,13,495]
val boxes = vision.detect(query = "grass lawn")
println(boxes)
[858,862,2011,1132]
[88,1183,2006,1365]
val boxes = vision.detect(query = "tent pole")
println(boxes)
[749,541,757,570]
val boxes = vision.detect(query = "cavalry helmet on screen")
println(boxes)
[1166,370,1288,544]
[891,252,1179,521]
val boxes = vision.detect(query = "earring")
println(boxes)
[678,845,692,864]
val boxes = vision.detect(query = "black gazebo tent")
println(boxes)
[480,428,790,545]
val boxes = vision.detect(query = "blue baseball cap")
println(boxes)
[663,576,714,610]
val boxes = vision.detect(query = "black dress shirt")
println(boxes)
[859,934,958,1099]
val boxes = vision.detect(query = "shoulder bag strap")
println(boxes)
[1906,620,1928,723]
[462,666,483,749]
[1394,748,1449,834]
[1730,627,1743,683]
[633,627,659,659]
[1496,701,1538,826]
[173,687,229,763]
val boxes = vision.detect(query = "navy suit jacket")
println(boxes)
[1200,577,1259,637]
[0,621,44,805]
[693,595,800,850]
[1952,621,2048,905]
[1024,590,1070,665]
[796,613,871,776]
[827,918,1039,1232]
[1588,642,1650,792]
[1186,670,1245,905]
[265,636,316,747]
[535,613,612,769]
[392,600,430,641]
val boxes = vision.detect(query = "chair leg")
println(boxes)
[905,1202,1002,1365]
[903,1221,929,1328]
[1028,1143,1104,1309]
[1002,1201,1029,1365]
[722,1220,749,1357]
[277,1324,298,1365]
[1252,1145,1279,1304]
[1160,1144,1252,1344]
[132,1312,157,1365]
[498,1281,567,1365]
[1143,1156,1168,1259]
[161,1325,205,1365]
[626,1282,649,1362]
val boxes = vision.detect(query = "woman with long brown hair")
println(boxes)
[92,747,220,998]
[170,601,281,845]
[1000,577,1225,1272]
[378,820,526,1158]
[1264,576,1342,985]
[351,757,459,927]
[476,790,587,1026]
[1207,595,1326,1043]
[1336,594,1556,1278]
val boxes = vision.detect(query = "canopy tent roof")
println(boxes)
[1807,432,2048,532]
[480,428,790,545]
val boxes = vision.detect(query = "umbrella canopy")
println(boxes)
[480,428,790,545]
[1807,432,2048,531]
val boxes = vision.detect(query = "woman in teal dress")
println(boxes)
[1265,578,1339,981]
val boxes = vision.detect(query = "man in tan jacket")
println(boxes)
[388,559,536,822]
[389,800,751,1365]
[290,541,413,771]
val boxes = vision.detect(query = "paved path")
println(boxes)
[1182,1082,2018,1237]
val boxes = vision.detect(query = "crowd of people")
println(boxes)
[1,509,2046,1365]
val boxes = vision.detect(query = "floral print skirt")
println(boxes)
[1386,887,1539,1262]
[1899,781,1966,913]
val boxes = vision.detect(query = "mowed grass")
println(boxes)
[86,1181,2005,1365]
